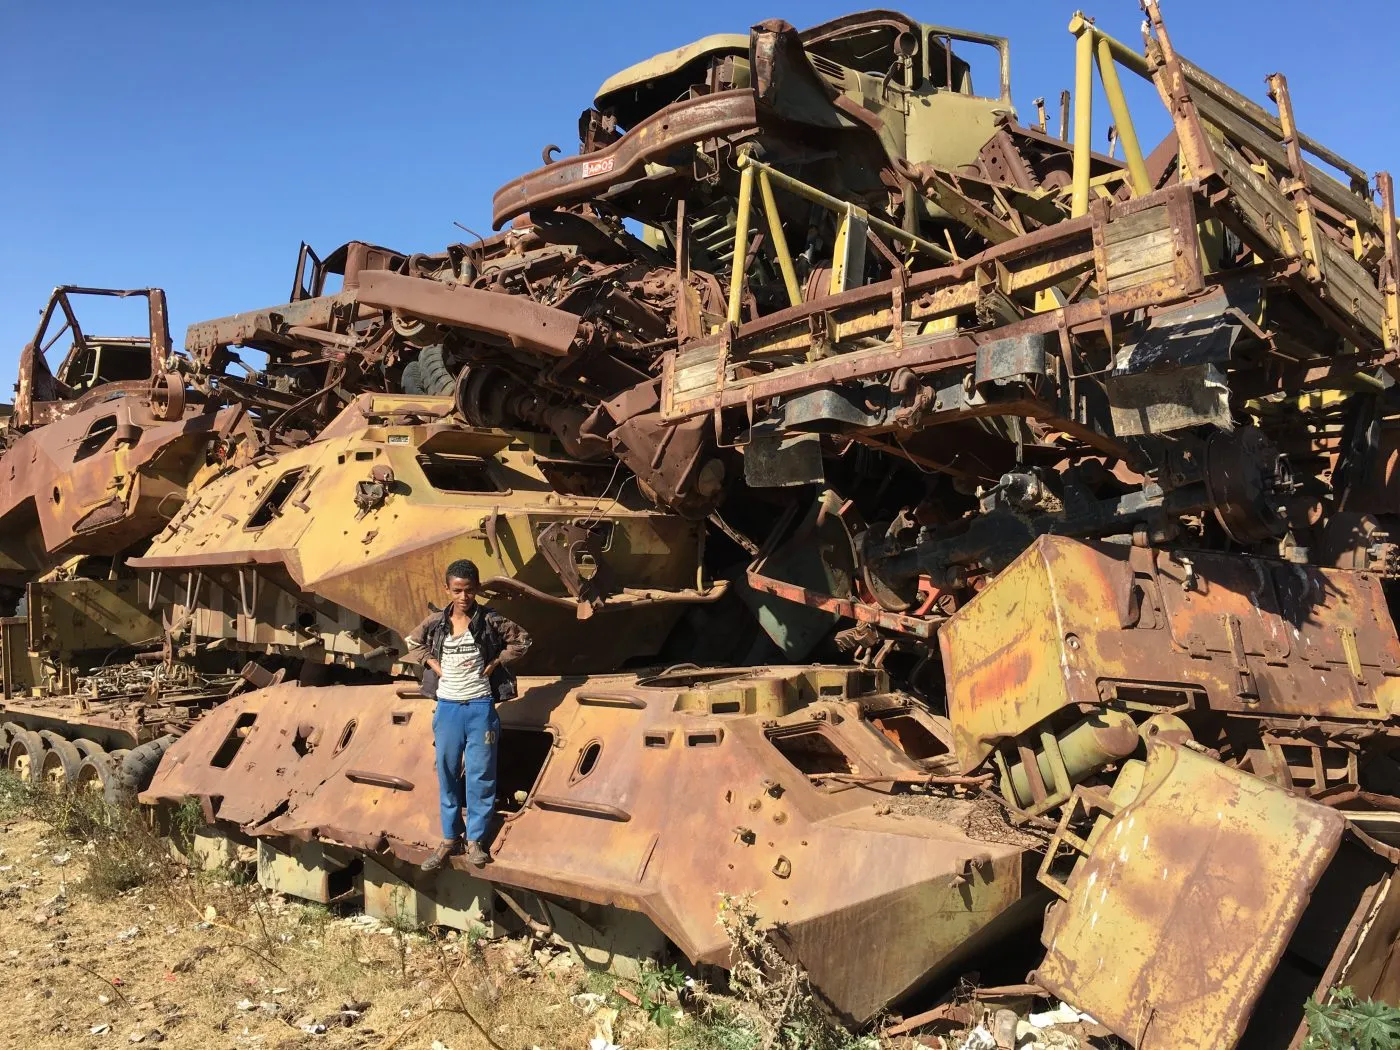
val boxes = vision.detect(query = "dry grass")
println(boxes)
[9,773,1103,1050]
[0,772,831,1050]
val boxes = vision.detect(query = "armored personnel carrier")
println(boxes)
[7,4,1400,1047]
[132,391,725,677]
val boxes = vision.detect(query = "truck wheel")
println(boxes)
[6,730,47,784]
[37,732,82,789]
[73,738,106,759]
[418,345,455,395]
[75,747,116,796]
[105,736,175,807]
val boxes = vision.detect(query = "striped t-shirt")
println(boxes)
[437,628,491,702]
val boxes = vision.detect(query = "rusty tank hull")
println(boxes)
[0,396,249,592]
[141,666,1036,1024]
[131,393,726,676]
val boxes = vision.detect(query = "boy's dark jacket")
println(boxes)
[404,603,530,703]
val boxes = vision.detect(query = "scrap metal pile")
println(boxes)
[4,3,1400,1045]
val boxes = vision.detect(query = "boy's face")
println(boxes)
[445,575,479,614]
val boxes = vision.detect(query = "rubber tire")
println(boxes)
[105,735,175,807]
[75,748,116,796]
[400,360,425,395]
[418,345,455,396]
[6,730,47,784]
[37,731,82,789]
[73,738,106,759]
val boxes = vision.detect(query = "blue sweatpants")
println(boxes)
[432,697,498,842]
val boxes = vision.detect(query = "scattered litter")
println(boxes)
[431,1041,452,1050]
[50,851,71,867]
[325,1001,370,1028]
[115,926,140,942]
[571,992,607,1015]
[129,1033,146,1044]
[235,999,255,1011]
[956,1028,996,1050]
[203,905,218,922]
[587,1041,621,1050]
[992,1007,1018,1048]
[591,1007,619,1047]
[90,1024,111,1035]
[298,1023,327,1035]
[99,994,112,1005]
[1028,1002,1094,1028]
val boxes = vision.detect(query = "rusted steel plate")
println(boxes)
[0,394,250,588]
[939,536,1125,770]
[143,669,1030,1024]
[354,271,581,358]
[940,536,1400,772]
[1035,743,1346,1049]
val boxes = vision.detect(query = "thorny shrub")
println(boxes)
[688,893,875,1050]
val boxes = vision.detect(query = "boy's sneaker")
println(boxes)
[464,840,490,867]
[421,839,460,872]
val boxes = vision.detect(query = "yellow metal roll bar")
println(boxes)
[724,152,956,323]
[1067,13,1153,215]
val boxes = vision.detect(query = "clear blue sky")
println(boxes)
[2,1,1396,386]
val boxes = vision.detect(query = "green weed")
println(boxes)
[1304,985,1400,1050]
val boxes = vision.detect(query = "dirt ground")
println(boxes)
[0,778,1128,1050]
[0,811,694,1050]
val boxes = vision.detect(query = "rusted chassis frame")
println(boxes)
[185,270,581,369]
[492,90,760,230]
[659,183,1206,439]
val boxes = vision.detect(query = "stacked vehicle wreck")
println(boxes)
[4,2,1400,1045]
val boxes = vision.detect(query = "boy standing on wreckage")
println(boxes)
[406,559,531,870]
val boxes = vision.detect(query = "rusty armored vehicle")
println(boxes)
[131,391,725,678]
[0,286,256,790]
[1,286,251,607]
[7,4,1400,1048]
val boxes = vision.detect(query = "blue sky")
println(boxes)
[2,1,1396,387]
